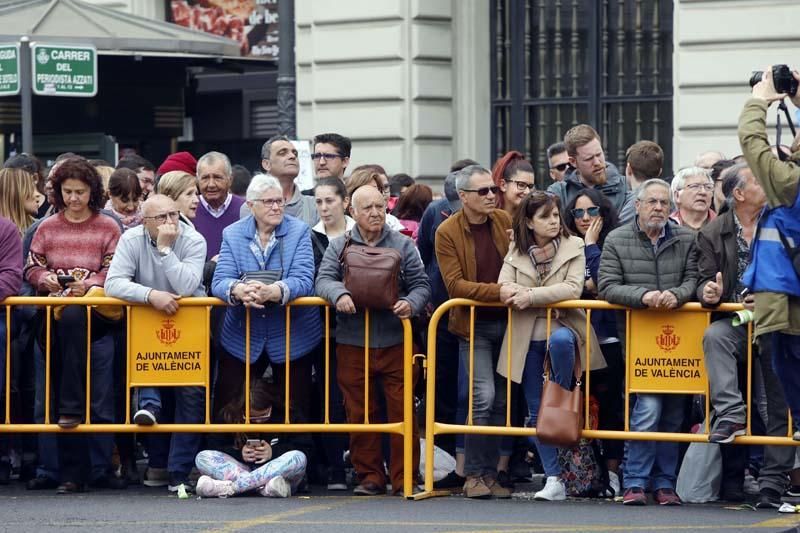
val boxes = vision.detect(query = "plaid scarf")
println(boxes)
[528,237,560,280]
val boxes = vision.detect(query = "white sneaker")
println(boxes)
[195,475,234,498]
[608,471,620,498]
[534,476,566,501]
[260,475,291,498]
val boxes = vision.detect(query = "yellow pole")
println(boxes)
[285,305,291,424]
[423,306,441,493]
[85,306,92,424]
[45,306,51,425]
[467,306,475,425]
[624,310,630,432]
[324,305,331,424]
[402,317,413,498]
[505,306,512,427]
[746,320,753,436]
[125,306,131,424]
[364,308,370,425]
[205,306,211,424]
[585,309,591,430]
[4,305,10,424]
[245,307,251,423]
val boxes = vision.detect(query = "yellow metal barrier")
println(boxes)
[0,295,417,497]
[415,298,799,501]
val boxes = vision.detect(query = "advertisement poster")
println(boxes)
[170,0,280,59]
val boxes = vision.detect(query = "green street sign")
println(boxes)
[0,44,19,96]
[31,44,97,97]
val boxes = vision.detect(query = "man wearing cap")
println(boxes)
[194,151,245,260]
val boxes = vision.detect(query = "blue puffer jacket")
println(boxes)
[211,214,321,363]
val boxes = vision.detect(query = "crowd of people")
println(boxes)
[0,69,797,509]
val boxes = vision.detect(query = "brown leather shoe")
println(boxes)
[57,415,82,429]
[463,475,492,499]
[483,475,512,499]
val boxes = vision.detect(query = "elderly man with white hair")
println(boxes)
[669,166,717,231]
[105,194,207,492]
[211,174,321,426]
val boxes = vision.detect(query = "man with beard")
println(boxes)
[669,167,716,231]
[599,179,698,506]
[547,124,627,213]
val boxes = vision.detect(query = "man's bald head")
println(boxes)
[351,185,386,236]
[142,194,178,217]
[351,185,385,212]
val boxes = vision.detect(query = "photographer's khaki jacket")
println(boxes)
[496,236,606,384]
[738,97,800,337]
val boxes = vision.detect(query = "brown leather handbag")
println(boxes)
[338,232,402,310]
[535,344,583,447]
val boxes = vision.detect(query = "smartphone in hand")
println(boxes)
[57,275,76,288]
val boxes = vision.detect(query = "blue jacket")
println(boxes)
[743,189,800,297]
[211,214,321,364]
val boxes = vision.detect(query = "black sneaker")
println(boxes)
[785,485,800,498]
[433,471,466,489]
[708,421,746,444]
[133,406,160,426]
[496,470,515,490]
[756,488,783,509]
[26,475,59,490]
[327,468,347,491]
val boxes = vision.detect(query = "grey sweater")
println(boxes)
[315,224,431,348]
[105,224,207,303]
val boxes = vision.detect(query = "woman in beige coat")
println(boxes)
[497,191,605,501]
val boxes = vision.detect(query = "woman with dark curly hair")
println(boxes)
[564,187,624,495]
[24,157,122,493]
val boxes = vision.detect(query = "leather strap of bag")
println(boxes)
[542,341,583,385]
[337,231,353,266]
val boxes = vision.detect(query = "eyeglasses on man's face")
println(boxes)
[144,211,180,224]
[551,162,570,172]
[461,185,500,196]
[311,152,344,161]
[251,198,286,208]
[681,182,714,192]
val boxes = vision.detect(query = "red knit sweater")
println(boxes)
[25,212,121,293]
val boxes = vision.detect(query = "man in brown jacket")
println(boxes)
[435,165,517,499]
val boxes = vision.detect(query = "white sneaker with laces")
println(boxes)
[260,475,291,498]
[195,475,234,498]
[608,471,620,498]
[534,476,566,501]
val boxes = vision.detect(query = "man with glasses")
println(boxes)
[546,141,570,183]
[435,165,517,499]
[195,151,246,260]
[599,179,698,506]
[669,167,716,231]
[117,154,157,200]
[312,133,351,179]
[105,194,207,493]
[259,135,319,226]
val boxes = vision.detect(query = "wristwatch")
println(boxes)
[158,246,172,257]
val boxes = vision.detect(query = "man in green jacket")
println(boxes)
[738,65,800,437]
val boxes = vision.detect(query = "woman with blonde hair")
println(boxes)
[0,167,38,236]
[157,170,199,227]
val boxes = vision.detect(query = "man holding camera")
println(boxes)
[739,65,800,436]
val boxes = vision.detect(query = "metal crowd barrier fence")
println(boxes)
[415,298,799,501]
[0,295,417,497]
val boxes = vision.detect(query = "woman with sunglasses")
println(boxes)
[496,191,605,501]
[564,188,624,496]
[491,151,536,217]
[195,380,308,498]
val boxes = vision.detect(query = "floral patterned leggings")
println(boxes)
[195,449,307,495]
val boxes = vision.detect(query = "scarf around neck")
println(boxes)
[528,237,560,280]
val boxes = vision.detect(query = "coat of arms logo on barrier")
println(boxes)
[156,319,181,346]
[655,324,680,352]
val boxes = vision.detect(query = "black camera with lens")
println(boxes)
[749,64,798,97]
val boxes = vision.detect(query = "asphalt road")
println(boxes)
[1,483,800,533]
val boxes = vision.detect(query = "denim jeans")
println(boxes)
[34,332,116,481]
[623,393,685,491]
[139,387,205,478]
[458,318,507,477]
[522,329,576,477]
